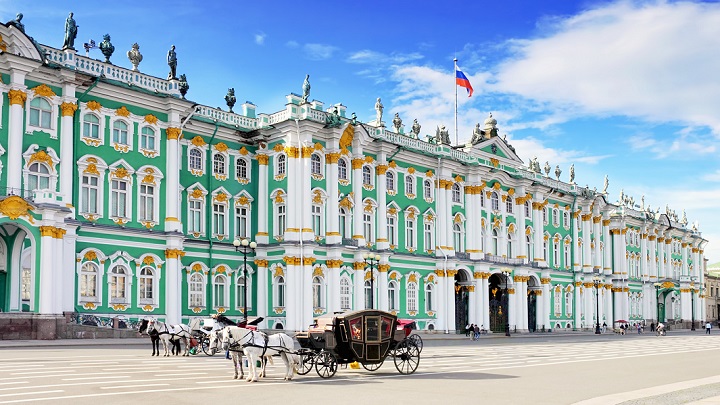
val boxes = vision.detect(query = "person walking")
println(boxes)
[602,322,607,334]
[706,321,712,335]
[474,324,480,341]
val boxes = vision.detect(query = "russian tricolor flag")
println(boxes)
[455,67,473,97]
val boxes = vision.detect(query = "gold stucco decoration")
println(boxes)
[339,124,354,152]
[116,106,131,117]
[166,127,182,140]
[215,142,229,152]
[28,150,54,169]
[191,136,206,147]
[86,100,102,111]
[60,102,78,117]
[32,84,56,98]
[0,196,33,222]
[8,89,27,106]
[144,114,158,125]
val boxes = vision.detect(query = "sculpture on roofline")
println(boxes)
[436,125,450,145]
[602,175,609,194]
[7,13,25,33]
[554,165,562,181]
[167,45,178,80]
[225,88,236,112]
[62,12,78,50]
[351,112,357,126]
[374,97,384,126]
[127,43,143,71]
[325,106,342,128]
[178,74,189,99]
[99,34,114,63]
[470,123,484,145]
[681,210,688,225]
[392,113,402,133]
[543,161,551,177]
[410,119,421,139]
[301,74,311,103]
[569,164,575,183]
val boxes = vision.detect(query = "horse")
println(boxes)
[139,319,180,356]
[145,319,193,356]
[208,327,275,380]
[220,325,299,382]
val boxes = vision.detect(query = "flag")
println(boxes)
[455,67,473,97]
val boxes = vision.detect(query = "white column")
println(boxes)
[6,88,27,191]
[255,259,268,329]
[474,272,484,328]
[572,211,581,271]
[53,228,66,313]
[300,146,313,241]
[325,153,340,244]
[378,262,388,311]
[605,284,614,326]
[376,164,388,250]
[516,194,527,261]
[434,268,446,332]
[640,234,648,278]
[62,229,77,313]
[520,278,528,330]
[508,284,516,332]
[38,227,56,314]
[603,218,612,275]
[445,181,454,255]
[302,258,313,330]
[164,127,182,232]
[582,213,592,273]
[164,248,183,324]
[532,198,545,265]
[284,258,298,331]
[574,281,581,328]
[593,216,602,272]
[482,275,490,332]
[541,278,551,330]
[327,261,341,314]
[59,98,77,204]
[468,284,477,325]
[682,242,689,277]
[658,237,666,278]
[353,255,364,310]
[446,266,457,331]
[256,154,269,244]
[437,180,449,252]
[351,157,365,245]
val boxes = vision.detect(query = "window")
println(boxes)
[189,273,204,307]
[236,159,248,180]
[213,154,226,176]
[338,158,348,180]
[189,199,202,233]
[235,206,249,238]
[553,209,560,227]
[407,282,418,312]
[276,154,286,176]
[340,277,351,310]
[405,217,416,250]
[140,127,156,150]
[29,98,52,129]
[506,199,513,213]
[236,274,251,311]
[388,281,399,311]
[213,203,226,236]
[452,183,461,203]
[312,276,323,308]
[565,291,573,316]
[27,163,51,191]
[276,276,286,307]
[543,239,549,261]
[80,175,99,214]
[491,229,499,255]
[364,280,374,309]
[491,192,499,211]
[507,232,513,257]
[213,274,227,308]
[526,235,533,261]
[424,180,432,200]
[138,267,154,304]
[113,121,128,144]
[339,207,349,239]
[312,205,322,236]
[525,201,531,216]
[80,262,98,300]
[109,266,128,303]
[362,166,372,185]
[454,224,464,252]
[425,283,434,312]
[405,175,415,195]
[277,204,286,236]
[363,213,373,242]
[553,240,560,268]
[387,216,396,246]
[563,211,569,228]
[424,222,434,251]
[543,207,548,225]
[564,241,570,268]
[386,172,395,192]
[311,154,321,175]
[139,184,155,221]
[83,114,100,139]
[110,179,128,218]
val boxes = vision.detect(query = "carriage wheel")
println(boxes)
[314,351,338,379]
[394,340,420,374]
[297,350,315,375]
[201,337,216,356]
[361,361,383,372]
[408,334,423,353]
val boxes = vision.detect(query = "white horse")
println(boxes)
[220,326,300,382]
[146,320,193,357]
[209,328,276,380]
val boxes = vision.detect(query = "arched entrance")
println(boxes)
[527,277,538,332]
[489,273,509,333]
[454,270,471,332]
[0,222,36,313]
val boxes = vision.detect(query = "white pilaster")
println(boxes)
[256,154,269,244]
[376,163,388,250]
[325,153,340,244]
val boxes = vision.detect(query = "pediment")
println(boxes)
[467,137,524,166]
[0,23,44,61]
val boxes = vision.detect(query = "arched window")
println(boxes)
[506,199,513,213]
[236,272,251,311]
[423,180,432,200]
[386,171,395,192]
[565,291,573,316]
[364,280,373,309]
[453,223,464,252]
[452,183,461,203]
[526,234,533,261]
[553,240,560,268]
[491,229,499,255]
[405,175,415,195]
[27,162,51,191]
[189,149,203,171]
[213,154,226,176]
[524,201,531,216]
[312,276,323,308]
[83,114,100,139]
[310,153,321,175]
[507,232,513,257]
[425,283,434,312]
[563,211,569,228]
[189,273,204,307]
[236,158,248,180]
[564,241,570,268]
[29,98,52,128]
[362,166,372,185]
[109,266,128,304]
[339,207,350,239]
[340,277,352,310]
[113,121,128,144]
[388,280,399,311]
[140,127,156,150]
[80,262,98,301]
[139,267,154,304]
[277,154,286,176]
[338,158,348,180]
[276,276,286,307]
[213,274,227,308]
[491,192,499,211]
[553,209,560,227]
[407,282,418,312]
[80,173,99,214]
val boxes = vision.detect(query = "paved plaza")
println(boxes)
[1,333,720,404]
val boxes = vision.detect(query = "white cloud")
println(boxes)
[285,41,299,48]
[702,170,720,182]
[303,43,338,60]
[494,1,720,135]
[628,130,717,159]
[347,50,423,64]
[254,32,266,45]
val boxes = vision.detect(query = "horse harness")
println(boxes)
[152,321,187,341]
[227,329,290,357]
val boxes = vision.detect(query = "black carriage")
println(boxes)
[295,309,420,378]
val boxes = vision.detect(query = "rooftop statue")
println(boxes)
[62,12,78,50]
[225,88,236,112]
[99,34,114,63]
[127,42,143,71]
[602,175,609,194]
[167,45,177,80]
[682,210,688,225]
[325,106,342,128]
[569,164,575,183]
[470,123,484,145]
[436,125,450,145]
[392,113,402,133]
[543,161,551,177]
[178,74,189,99]
[410,119,421,139]
[554,165,562,181]
[375,97,384,126]
[351,112,357,126]
[301,74,311,103]
[7,12,25,33]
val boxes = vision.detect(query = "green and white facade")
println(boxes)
[0,20,709,333]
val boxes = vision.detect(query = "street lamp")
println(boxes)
[233,238,257,324]
[501,269,512,337]
[690,276,698,331]
[654,282,662,325]
[362,253,380,309]
[593,276,602,334]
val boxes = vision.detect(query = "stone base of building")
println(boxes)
[0,313,141,340]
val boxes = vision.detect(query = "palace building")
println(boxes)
[0,16,709,337]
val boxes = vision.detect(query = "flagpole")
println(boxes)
[454,58,458,146]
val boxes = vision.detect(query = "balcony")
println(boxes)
[0,187,35,201]
[484,254,526,266]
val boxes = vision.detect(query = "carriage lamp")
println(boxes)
[363,253,381,309]
[501,268,512,337]
[593,276,602,335]
[233,238,257,323]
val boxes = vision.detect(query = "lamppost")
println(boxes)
[363,252,380,309]
[501,269,512,337]
[593,276,602,334]
[690,276,697,331]
[233,238,257,324]
[654,282,662,325]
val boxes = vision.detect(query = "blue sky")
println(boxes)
[5,0,720,262]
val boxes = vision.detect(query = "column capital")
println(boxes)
[166,127,182,140]
[8,89,27,106]
[165,248,186,259]
[60,101,78,117]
